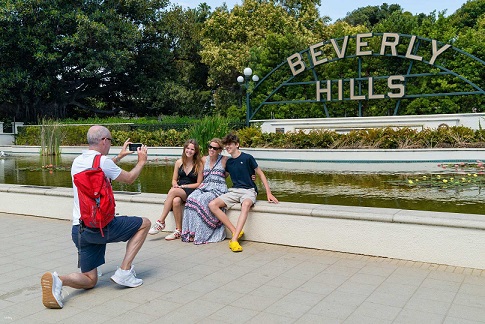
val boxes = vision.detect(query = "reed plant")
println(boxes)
[187,116,231,154]
[40,118,63,156]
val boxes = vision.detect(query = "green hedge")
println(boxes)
[15,116,235,153]
[15,125,190,147]
[236,126,485,149]
[15,123,485,149]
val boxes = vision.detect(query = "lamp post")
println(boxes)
[237,67,259,127]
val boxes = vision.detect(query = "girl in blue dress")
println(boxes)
[181,138,228,244]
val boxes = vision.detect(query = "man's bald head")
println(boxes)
[87,125,110,145]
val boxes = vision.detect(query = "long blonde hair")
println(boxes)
[182,139,202,175]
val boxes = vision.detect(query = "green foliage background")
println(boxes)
[15,117,485,150]
[0,0,484,125]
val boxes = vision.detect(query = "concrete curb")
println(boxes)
[1,183,483,269]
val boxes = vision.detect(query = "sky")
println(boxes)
[181,0,466,22]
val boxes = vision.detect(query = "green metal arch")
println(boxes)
[247,33,485,122]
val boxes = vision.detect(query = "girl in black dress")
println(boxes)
[149,139,203,240]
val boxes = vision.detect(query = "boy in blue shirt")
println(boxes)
[209,133,278,252]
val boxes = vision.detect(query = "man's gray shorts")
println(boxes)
[219,188,257,209]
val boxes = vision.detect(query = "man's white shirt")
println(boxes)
[71,150,122,225]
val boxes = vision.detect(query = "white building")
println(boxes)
[256,113,485,134]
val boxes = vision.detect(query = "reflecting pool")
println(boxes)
[1,155,484,215]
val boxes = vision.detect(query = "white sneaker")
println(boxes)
[110,265,143,287]
[148,220,165,235]
[165,229,181,241]
[41,271,64,309]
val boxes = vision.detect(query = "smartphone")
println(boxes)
[128,143,142,151]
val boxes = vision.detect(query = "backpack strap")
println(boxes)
[92,154,102,168]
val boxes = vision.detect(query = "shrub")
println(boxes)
[15,126,41,145]
[62,126,90,145]
[261,132,287,148]
[332,129,364,148]
[447,126,476,147]
[237,127,264,147]
[14,121,485,150]
[287,130,317,149]
[416,128,439,148]
[392,128,420,149]
[309,130,341,149]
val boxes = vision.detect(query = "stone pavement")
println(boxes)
[0,213,484,324]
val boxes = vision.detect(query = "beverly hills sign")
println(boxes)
[246,32,484,124]
[286,33,451,102]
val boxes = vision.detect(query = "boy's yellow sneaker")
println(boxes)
[229,240,243,252]
[233,230,244,240]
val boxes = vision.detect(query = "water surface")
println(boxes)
[1,156,484,215]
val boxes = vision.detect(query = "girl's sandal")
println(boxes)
[229,241,243,252]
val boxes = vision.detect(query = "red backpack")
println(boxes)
[73,154,116,236]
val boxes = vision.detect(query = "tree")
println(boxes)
[0,0,170,122]
[137,4,213,117]
[199,0,325,117]
[449,0,485,29]
[340,3,403,28]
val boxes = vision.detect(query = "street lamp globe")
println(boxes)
[238,67,259,127]
[243,67,253,76]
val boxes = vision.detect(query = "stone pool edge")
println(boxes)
[1,183,483,269]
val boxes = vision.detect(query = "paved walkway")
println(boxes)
[0,213,484,324]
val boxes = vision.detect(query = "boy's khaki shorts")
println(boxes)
[219,188,257,209]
